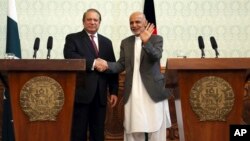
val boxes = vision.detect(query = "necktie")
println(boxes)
[90,35,98,57]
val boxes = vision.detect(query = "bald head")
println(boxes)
[129,12,146,22]
[129,11,147,36]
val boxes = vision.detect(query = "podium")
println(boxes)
[166,58,250,141]
[0,59,85,141]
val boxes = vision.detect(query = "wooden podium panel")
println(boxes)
[0,59,85,141]
[166,58,250,141]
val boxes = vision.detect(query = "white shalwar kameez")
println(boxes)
[124,37,171,141]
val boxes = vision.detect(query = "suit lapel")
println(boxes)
[140,44,145,64]
[82,30,98,57]
[128,36,135,69]
[97,34,103,57]
[140,37,153,64]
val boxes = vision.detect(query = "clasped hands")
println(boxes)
[95,58,108,72]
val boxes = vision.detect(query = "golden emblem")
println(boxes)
[190,76,234,121]
[20,76,64,121]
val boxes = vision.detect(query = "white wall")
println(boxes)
[1,0,250,66]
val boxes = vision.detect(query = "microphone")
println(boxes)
[210,36,219,58]
[46,36,53,59]
[198,36,205,58]
[33,37,40,59]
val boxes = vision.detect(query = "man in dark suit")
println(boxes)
[96,12,172,141]
[63,8,118,141]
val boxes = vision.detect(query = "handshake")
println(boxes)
[94,58,108,72]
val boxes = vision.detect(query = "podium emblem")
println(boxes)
[20,76,64,121]
[190,76,235,121]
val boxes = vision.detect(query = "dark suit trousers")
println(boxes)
[71,91,106,141]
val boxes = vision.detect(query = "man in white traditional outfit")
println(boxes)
[95,11,172,141]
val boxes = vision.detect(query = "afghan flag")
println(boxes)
[143,0,157,34]
[2,0,21,140]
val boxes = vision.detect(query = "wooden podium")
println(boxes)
[166,58,250,141]
[0,59,85,141]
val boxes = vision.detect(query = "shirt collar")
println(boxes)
[85,30,98,37]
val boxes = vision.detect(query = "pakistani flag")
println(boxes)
[2,0,21,140]
[6,0,21,58]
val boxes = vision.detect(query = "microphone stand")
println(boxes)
[47,49,51,59]
[201,49,205,58]
[33,50,37,59]
[214,49,219,58]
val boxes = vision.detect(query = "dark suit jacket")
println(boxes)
[108,35,171,104]
[64,30,118,105]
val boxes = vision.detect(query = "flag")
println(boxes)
[2,0,21,140]
[6,0,21,58]
[143,0,157,35]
